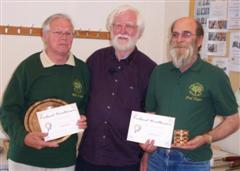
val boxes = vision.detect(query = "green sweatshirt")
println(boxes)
[0,52,89,168]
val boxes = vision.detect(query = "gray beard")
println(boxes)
[111,33,138,51]
[169,45,193,69]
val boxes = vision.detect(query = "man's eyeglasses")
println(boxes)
[50,31,74,38]
[171,31,197,39]
[112,23,137,32]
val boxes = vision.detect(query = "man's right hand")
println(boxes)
[139,139,157,154]
[139,140,157,171]
[24,132,59,149]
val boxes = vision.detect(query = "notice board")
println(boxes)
[189,0,240,92]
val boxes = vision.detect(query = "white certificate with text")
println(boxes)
[37,103,82,141]
[127,111,175,148]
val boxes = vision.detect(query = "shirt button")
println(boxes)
[115,79,118,83]
[118,66,121,70]
[129,86,134,90]
[107,106,111,109]
[104,121,108,124]
[102,135,106,139]
[112,92,115,96]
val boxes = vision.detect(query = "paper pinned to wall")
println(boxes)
[229,32,240,72]
[228,0,240,29]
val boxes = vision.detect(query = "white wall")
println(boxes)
[1,0,239,156]
[0,0,189,138]
[0,0,190,138]
[0,2,146,100]
[0,1,190,102]
[213,115,240,155]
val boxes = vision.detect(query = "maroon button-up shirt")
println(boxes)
[79,46,156,166]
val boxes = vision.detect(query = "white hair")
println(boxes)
[106,5,145,37]
[42,13,74,36]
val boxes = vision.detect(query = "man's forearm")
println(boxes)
[208,113,239,142]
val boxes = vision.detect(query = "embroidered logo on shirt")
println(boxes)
[72,79,83,98]
[185,82,204,102]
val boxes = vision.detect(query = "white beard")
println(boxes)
[169,45,194,69]
[111,33,138,51]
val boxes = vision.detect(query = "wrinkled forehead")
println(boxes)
[49,18,73,30]
[172,19,197,34]
[113,10,137,24]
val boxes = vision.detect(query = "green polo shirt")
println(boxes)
[145,57,238,161]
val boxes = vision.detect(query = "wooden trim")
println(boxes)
[189,0,195,17]
[230,72,240,92]
[0,25,110,40]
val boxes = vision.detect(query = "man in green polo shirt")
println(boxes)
[141,17,239,171]
[0,13,89,171]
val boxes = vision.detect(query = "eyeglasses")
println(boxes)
[112,23,137,32]
[50,31,74,38]
[171,31,197,39]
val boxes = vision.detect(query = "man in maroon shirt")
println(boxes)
[75,5,156,171]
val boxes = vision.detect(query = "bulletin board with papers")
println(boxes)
[189,0,240,91]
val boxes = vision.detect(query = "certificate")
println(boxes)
[37,103,82,141]
[127,111,175,148]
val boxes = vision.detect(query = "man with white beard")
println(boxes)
[75,5,156,171]
[141,17,239,171]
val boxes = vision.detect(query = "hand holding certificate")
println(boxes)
[127,111,175,148]
[37,103,82,141]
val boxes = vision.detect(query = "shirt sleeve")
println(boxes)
[78,63,90,115]
[210,70,238,116]
[0,65,28,146]
[145,67,158,113]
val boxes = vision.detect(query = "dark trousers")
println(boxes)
[75,157,140,171]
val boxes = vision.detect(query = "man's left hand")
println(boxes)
[171,134,210,150]
[77,115,87,129]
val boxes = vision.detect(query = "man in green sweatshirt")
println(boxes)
[0,13,89,171]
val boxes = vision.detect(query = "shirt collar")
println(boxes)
[112,46,137,64]
[40,50,75,68]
